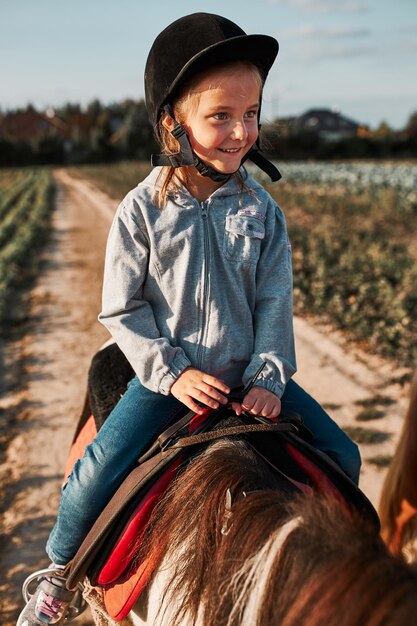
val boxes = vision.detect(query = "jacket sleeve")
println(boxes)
[98,201,191,395]
[241,199,296,398]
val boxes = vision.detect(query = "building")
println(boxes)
[294,108,370,141]
[0,108,68,142]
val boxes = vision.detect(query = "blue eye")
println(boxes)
[245,111,257,119]
[213,112,228,121]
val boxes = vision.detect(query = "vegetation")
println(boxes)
[70,160,417,368]
[1,100,416,167]
[258,162,417,367]
[68,161,152,201]
[0,169,55,333]
[0,100,157,167]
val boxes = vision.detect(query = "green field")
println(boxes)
[265,177,417,367]
[71,160,417,367]
[0,168,55,333]
[68,161,152,201]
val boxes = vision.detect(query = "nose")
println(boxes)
[231,119,248,142]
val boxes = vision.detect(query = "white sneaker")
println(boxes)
[17,573,75,625]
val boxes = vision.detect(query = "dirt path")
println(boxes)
[0,171,411,625]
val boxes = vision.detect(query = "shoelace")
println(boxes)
[36,591,67,619]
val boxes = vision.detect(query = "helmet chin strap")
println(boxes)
[151,105,281,183]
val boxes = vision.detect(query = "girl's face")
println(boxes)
[181,65,261,175]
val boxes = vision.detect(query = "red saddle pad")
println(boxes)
[66,409,211,620]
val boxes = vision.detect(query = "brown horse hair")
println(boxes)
[134,439,297,624]
[379,368,417,555]
[134,438,417,626]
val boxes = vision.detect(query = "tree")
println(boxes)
[405,111,417,139]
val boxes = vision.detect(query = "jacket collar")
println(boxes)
[141,167,261,205]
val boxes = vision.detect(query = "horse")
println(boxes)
[59,343,417,625]
[125,436,417,626]
[379,368,417,562]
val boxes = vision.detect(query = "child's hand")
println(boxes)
[171,368,230,414]
[231,386,281,419]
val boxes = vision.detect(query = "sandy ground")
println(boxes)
[0,170,411,626]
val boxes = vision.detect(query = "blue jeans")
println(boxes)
[46,377,360,565]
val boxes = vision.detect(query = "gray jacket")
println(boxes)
[99,167,296,397]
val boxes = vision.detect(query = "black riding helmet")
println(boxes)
[145,12,281,183]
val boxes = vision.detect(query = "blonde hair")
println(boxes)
[379,368,417,557]
[154,60,264,207]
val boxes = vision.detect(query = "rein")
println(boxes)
[169,421,297,451]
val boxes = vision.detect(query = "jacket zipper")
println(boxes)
[197,201,210,368]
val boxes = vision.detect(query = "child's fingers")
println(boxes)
[268,403,281,418]
[230,402,242,415]
[197,381,229,405]
[181,395,205,414]
[201,373,230,395]
[192,388,222,409]
[242,397,263,414]
[242,387,281,419]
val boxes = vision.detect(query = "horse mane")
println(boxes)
[379,368,417,556]
[135,437,417,626]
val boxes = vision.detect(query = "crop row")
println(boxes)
[251,161,417,213]
[0,170,55,331]
[0,170,37,222]
[264,174,417,367]
[273,161,417,192]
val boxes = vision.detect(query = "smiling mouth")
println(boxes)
[218,147,243,153]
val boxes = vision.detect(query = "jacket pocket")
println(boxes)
[224,215,265,263]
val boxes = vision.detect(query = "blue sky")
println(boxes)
[1,0,416,129]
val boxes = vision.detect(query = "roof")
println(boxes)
[295,108,362,133]
[0,110,69,141]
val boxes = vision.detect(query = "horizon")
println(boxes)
[1,0,416,131]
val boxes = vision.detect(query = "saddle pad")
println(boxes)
[97,456,182,585]
[64,414,97,484]
[66,406,221,590]
[96,409,210,585]
[103,542,165,621]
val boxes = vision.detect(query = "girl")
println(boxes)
[18,13,360,625]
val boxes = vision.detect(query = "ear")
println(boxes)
[161,112,175,132]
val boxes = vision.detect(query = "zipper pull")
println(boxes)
[201,201,208,218]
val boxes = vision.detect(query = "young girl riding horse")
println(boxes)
[17,12,360,625]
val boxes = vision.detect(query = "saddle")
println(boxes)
[64,343,379,621]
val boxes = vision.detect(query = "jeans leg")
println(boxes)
[281,379,361,485]
[46,377,183,565]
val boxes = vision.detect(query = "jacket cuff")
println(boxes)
[158,352,192,395]
[253,377,286,399]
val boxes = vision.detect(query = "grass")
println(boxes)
[68,161,152,201]
[265,180,417,367]
[0,168,55,334]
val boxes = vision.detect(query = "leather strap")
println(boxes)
[171,421,297,449]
